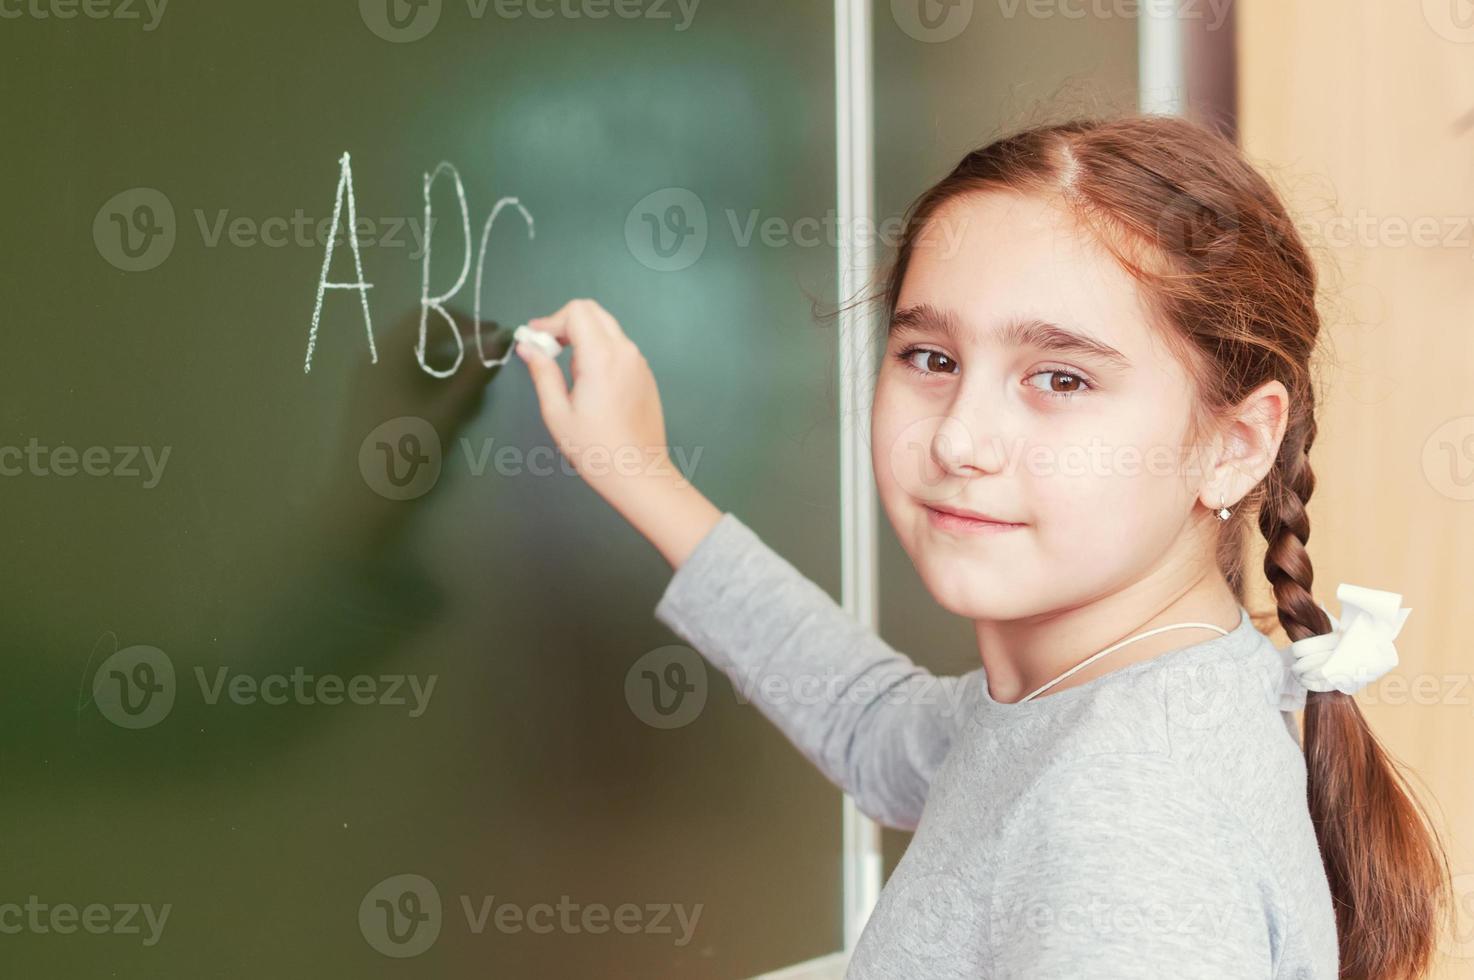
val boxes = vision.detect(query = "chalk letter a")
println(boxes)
[303,152,377,374]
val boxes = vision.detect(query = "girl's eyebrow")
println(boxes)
[889,302,1132,369]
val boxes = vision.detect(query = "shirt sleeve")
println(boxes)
[985,755,1285,979]
[653,511,977,831]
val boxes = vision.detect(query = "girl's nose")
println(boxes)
[932,411,1005,476]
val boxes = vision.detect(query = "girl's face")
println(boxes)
[872,190,1210,621]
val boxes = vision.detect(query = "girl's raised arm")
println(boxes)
[518,298,977,829]
[653,508,976,830]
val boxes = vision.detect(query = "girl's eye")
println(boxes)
[896,345,958,376]
[1024,369,1092,399]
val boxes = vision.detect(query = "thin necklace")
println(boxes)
[1017,622,1230,703]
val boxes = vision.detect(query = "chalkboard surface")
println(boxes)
[0,3,844,976]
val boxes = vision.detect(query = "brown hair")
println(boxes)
[873,115,1452,979]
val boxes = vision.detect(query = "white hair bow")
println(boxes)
[1277,583,1411,712]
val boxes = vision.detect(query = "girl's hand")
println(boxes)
[515,298,676,494]
[516,298,721,568]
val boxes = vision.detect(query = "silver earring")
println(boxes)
[1216,495,1232,521]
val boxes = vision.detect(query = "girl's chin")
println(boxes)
[909,558,1008,617]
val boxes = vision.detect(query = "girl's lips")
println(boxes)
[924,505,1026,534]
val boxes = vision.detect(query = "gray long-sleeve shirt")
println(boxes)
[653,512,1340,978]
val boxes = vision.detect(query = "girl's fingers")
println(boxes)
[562,297,621,343]
[517,342,571,431]
[527,298,623,351]
[582,300,627,343]
[523,300,584,347]
[517,299,641,442]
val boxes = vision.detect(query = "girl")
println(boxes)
[514,115,1451,979]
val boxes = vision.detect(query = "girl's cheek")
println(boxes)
[1020,434,1132,549]
[1042,458,1188,565]
[871,386,929,485]
[869,394,901,487]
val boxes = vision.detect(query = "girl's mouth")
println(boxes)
[924,504,1027,534]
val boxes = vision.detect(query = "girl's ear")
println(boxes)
[1202,379,1291,509]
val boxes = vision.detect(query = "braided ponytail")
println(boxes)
[1263,414,1453,980]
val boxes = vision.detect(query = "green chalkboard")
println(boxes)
[0,2,845,976]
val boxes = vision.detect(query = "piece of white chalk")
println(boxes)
[513,324,562,359]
